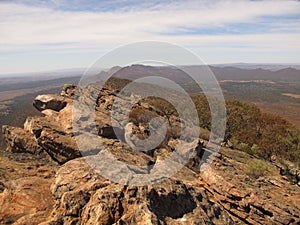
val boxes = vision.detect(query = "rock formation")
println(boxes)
[1,83,300,224]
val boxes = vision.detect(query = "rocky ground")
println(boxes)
[0,83,300,224]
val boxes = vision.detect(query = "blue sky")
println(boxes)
[0,0,300,74]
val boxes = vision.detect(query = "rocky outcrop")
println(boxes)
[201,149,300,224]
[33,94,69,112]
[43,147,300,224]
[45,158,233,225]
[1,82,300,224]
[2,90,80,164]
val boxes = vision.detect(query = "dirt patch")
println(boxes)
[220,80,275,84]
[282,93,300,99]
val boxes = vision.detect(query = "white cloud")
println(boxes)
[0,0,300,73]
[1,1,300,46]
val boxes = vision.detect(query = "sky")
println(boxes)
[0,0,300,74]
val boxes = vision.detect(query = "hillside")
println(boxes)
[100,65,300,128]
[0,81,299,224]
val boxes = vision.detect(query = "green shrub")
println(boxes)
[190,95,300,164]
[245,159,267,178]
[231,138,253,155]
[249,144,258,155]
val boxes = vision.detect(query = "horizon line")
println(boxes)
[1,62,300,77]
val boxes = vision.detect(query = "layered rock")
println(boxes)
[2,125,41,154]
[201,149,300,224]
[42,147,300,224]
[45,158,234,225]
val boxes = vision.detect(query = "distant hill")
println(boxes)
[213,63,300,71]
[210,66,300,82]
[99,64,300,83]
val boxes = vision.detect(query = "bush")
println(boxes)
[250,144,259,155]
[192,95,211,129]
[199,128,211,141]
[144,97,178,126]
[225,100,262,144]
[129,107,157,126]
[225,100,300,163]
[245,159,267,178]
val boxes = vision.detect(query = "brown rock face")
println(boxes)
[0,177,54,224]
[0,150,57,224]
[37,127,80,164]
[33,94,69,112]
[46,158,233,225]
[2,125,41,154]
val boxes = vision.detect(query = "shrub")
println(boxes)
[129,107,157,126]
[192,95,211,129]
[225,100,262,144]
[144,97,178,127]
[225,100,300,163]
[199,128,211,141]
[250,144,259,155]
[245,159,267,178]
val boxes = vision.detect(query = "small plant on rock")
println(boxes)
[245,159,267,178]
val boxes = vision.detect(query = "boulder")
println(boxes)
[38,128,81,164]
[2,125,41,154]
[33,94,68,112]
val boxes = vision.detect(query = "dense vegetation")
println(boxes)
[220,81,300,103]
[193,95,300,163]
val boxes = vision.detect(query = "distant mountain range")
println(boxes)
[212,63,300,71]
[1,63,300,79]
[103,64,300,84]
[210,66,300,82]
